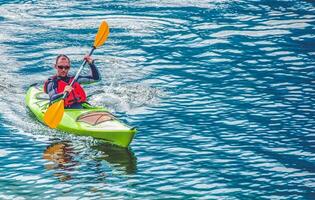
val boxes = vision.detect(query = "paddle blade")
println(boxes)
[43,100,65,129]
[93,21,110,48]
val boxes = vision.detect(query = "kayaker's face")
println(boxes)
[55,57,70,77]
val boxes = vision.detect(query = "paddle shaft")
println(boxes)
[62,46,96,99]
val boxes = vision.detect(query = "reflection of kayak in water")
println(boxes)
[43,141,137,181]
[92,142,137,174]
[26,84,137,148]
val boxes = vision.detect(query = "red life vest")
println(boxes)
[44,76,87,107]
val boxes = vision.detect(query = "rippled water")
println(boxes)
[0,0,315,199]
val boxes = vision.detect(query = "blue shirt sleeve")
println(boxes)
[46,80,63,102]
[77,62,101,84]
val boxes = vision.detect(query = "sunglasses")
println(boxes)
[57,65,70,70]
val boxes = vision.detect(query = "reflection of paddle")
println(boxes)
[43,143,69,165]
[43,142,74,182]
[44,21,110,128]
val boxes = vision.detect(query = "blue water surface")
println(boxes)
[0,0,314,199]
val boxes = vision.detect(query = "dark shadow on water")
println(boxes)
[92,142,137,175]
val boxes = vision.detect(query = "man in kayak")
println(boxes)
[44,54,100,109]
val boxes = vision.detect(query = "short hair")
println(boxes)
[55,54,70,65]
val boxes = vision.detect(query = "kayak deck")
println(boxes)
[25,84,137,148]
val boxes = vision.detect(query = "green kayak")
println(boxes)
[25,84,137,148]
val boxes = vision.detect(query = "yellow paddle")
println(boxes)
[43,21,110,129]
